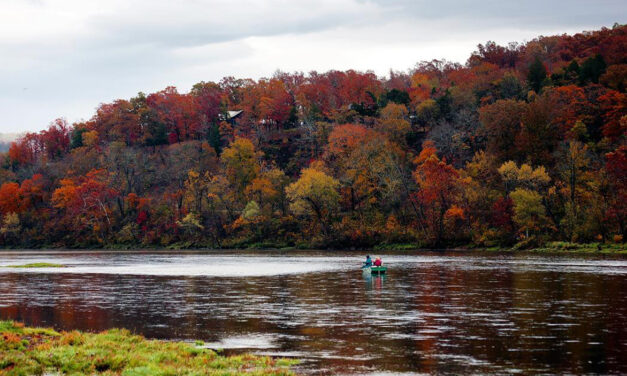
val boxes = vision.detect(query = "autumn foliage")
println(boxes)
[0,25,626,248]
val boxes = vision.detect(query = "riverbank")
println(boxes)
[520,241,626,254]
[0,321,296,375]
[373,241,626,254]
[0,241,624,254]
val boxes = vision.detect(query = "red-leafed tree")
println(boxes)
[491,196,515,233]
[295,72,335,120]
[605,146,627,238]
[191,81,224,128]
[338,70,382,107]
[545,85,590,137]
[41,118,71,160]
[8,133,43,167]
[52,169,118,239]
[479,99,527,162]
[598,90,627,142]
[147,87,200,143]
[257,79,295,128]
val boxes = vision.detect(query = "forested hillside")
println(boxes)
[1,25,625,249]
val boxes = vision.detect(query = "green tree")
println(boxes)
[579,54,606,85]
[557,141,592,241]
[286,167,340,235]
[208,123,222,155]
[221,138,262,201]
[377,103,411,145]
[498,161,550,193]
[528,57,547,93]
[510,188,547,237]
[0,212,21,243]
[242,200,261,220]
[415,99,440,128]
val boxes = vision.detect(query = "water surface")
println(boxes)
[0,251,626,375]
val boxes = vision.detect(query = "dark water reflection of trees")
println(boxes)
[1,255,625,375]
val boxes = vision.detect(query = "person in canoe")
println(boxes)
[364,255,373,268]
[374,257,382,267]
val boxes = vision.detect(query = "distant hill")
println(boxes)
[0,133,20,152]
[0,133,20,142]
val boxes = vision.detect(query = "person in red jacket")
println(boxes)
[373,257,382,266]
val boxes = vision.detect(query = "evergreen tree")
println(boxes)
[579,54,606,84]
[528,56,547,93]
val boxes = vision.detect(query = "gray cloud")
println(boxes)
[370,0,624,26]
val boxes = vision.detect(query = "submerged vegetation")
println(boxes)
[5,262,66,268]
[0,25,625,250]
[0,321,296,375]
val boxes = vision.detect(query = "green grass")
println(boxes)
[372,243,421,251]
[474,241,626,254]
[5,262,67,268]
[527,241,626,254]
[0,321,298,375]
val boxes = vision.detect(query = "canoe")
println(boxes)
[370,266,387,275]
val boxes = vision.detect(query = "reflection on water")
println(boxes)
[0,251,626,375]
[363,273,386,292]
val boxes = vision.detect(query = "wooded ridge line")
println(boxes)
[0,25,625,250]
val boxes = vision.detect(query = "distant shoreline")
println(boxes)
[0,242,624,255]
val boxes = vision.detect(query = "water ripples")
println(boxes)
[0,251,626,374]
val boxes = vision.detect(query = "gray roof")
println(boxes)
[227,110,243,119]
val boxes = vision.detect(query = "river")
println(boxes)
[0,251,625,375]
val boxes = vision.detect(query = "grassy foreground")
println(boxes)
[0,321,296,375]
[5,263,66,268]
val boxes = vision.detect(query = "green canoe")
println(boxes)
[370,266,387,275]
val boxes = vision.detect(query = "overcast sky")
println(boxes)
[0,0,624,133]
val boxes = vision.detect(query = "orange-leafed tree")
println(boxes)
[0,174,46,216]
[412,141,462,246]
[91,100,141,145]
[18,174,46,210]
[325,124,371,162]
[0,182,22,215]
